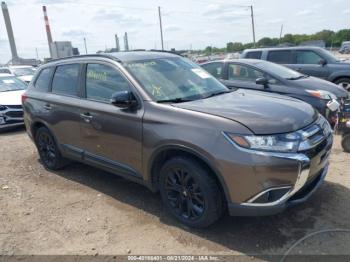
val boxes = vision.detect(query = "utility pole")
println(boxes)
[158,6,164,50]
[35,48,39,60]
[250,5,256,47]
[84,37,87,54]
[279,24,284,43]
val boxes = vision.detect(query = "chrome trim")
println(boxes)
[0,122,24,129]
[242,161,310,207]
[247,186,292,203]
[0,105,24,126]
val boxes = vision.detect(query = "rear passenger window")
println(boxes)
[245,51,262,59]
[267,50,293,64]
[85,64,131,103]
[52,64,80,96]
[201,63,223,79]
[34,68,53,92]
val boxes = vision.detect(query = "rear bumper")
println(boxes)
[228,163,328,217]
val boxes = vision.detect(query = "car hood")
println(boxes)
[0,90,25,106]
[291,76,348,98]
[173,90,317,135]
[17,75,33,83]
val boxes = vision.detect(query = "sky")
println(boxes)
[0,0,349,63]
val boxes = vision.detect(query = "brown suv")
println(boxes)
[22,52,333,227]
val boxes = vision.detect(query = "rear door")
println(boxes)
[79,62,143,176]
[46,63,84,158]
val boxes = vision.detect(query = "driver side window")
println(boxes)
[228,64,264,82]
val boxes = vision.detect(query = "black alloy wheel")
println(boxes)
[165,166,205,220]
[159,157,223,228]
[35,127,66,170]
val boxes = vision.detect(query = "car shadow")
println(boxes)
[48,160,348,256]
[0,126,26,136]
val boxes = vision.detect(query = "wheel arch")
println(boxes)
[148,145,230,205]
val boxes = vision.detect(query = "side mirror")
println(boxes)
[111,91,138,109]
[318,59,327,66]
[256,77,269,87]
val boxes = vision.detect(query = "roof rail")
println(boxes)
[149,49,183,56]
[45,53,122,64]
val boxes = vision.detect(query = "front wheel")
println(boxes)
[334,77,350,93]
[342,134,350,153]
[159,157,223,228]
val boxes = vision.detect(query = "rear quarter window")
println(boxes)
[245,51,262,59]
[34,67,53,92]
[51,64,80,96]
[267,50,293,64]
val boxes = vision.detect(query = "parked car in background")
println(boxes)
[240,46,350,93]
[201,59,348,125]
[23,52,332,227]
[0,73,27,130]
[0,65,36,84]
[339,41,350,54]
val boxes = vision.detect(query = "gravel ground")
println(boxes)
[0,127,349,258]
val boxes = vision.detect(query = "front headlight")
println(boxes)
[306,89,337,100]
[224,132,301,153]
[224,115,331,153]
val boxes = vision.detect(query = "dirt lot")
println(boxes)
[0,127,350,258]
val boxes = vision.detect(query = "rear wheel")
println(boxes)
[159,157,223,228]
[334,77,350,93]
[35,127,66,170]
[342,134,350,153]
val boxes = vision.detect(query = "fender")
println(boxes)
[328,70,350,82]
[146,143,232,203]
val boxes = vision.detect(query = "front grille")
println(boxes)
[5,105,22,109]
[289,168,324,201]
[298,116,332,154]
[5,111,23,118]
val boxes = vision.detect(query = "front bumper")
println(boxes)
[0,105,24,129]
[228,164,328,216]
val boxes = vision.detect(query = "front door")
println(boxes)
[79,62,143,177]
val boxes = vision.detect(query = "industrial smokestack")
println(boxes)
[115,34,120,52]
[1,2,18,60]
[43,6,53,58]
[124,32,129,51]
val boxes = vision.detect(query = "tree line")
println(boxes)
[203,29,350,54]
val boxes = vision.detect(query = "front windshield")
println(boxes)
[256,61,303,79]
[124,57,229,102]
[0,77,27,92]
[12,67,36,76]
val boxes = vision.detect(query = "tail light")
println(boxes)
[21,93,28,105]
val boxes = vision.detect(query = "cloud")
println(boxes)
[296,10,315,16]
[164,25,181,32]
[93,9,142,25]
[266,18,285,24]
[343,9,350,14]
[61,29,90,38]
[202,3,249,23]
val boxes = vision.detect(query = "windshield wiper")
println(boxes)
[157,98,194,103]
[203,90,232,99]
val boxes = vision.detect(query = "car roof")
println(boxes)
[243,46,324,52]
[9,65,33,69]
[45,51,180,66]
[201,58,263,65]
[0,73,15,77]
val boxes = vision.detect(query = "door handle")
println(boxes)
[43,104,52,110]
[80,112,93,123]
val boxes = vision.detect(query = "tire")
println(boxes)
[159,157,223,228]
[342,134,350,153]
[334,77,350,93]
[35,127,67,170]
